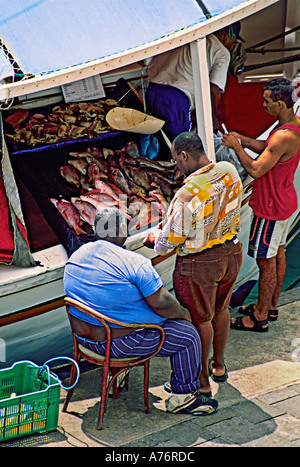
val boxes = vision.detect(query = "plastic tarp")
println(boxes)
[0,0,203,77]
[204,0,248,16]
[0,113,36,266]
[0,0,248,79]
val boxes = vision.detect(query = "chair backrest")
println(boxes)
[64,297,165,362]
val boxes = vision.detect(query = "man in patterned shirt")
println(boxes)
[144,132,243,396]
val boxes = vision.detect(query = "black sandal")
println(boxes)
[238,303,256,315]
[208,358,228,383]
[239,303,278,322]
[268,309,278,321]
[231,310,268,332]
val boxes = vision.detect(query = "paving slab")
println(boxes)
[1,288,300,448]
[2,358,299,448]
[228,360,300,398]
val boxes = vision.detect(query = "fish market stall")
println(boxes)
[0,0,299,366]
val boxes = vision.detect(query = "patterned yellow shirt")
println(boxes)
[154,161,243,256]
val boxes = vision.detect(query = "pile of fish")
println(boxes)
[4,99,119,146]
[50,141,184,235]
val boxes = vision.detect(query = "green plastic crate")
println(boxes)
[0,361,61,442]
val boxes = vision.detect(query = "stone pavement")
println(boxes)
[1,287,300,448]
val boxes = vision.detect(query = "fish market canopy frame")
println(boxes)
[0,0,279,101]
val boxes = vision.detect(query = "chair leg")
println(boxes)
[62,354,80,412]
[111,367,119,399]
[144,361,150,414]
[97,363,110,430]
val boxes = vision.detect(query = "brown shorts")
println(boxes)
[173,238,243,324]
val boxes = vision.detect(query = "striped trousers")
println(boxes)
[76,319,201,394]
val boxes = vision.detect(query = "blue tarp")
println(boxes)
[0,0,203,76]
[0,0,247,78]
[204,0,247,16]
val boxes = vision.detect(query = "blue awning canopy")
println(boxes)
[204,0,249,16]
[0,0,203,77]
[0,0,249,79]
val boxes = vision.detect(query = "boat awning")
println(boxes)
[0,0,205,77]
[0,0,279,99]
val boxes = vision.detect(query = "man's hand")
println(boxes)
[143,227,162,249]
[222,133,242,151]
[222,130,266,155]
[143,232,156,249]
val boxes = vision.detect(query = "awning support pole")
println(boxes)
[190,38,215,162]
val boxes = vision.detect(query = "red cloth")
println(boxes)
[220,76,275,138]
[249,122,300,220]
[0,178,14,262]
[0,178,31,263]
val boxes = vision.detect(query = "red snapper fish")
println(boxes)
[124,165,152,191]
[94,180,121,202]
[80,196,131,222]
[85,156,108,177]
[128,202,160,232]
[80,194,117,209]
[82,189,118,204]
[71,197,97,227]
[80,173,92,191]
[59,165,81,188]
[127,195,143,217]
[68,158,88,175]
[87,161,105,186]
[87,147,105,160]
[69,151,93,159]
[107,167,132,196]
[107,183,128,202]
[50,198,85,235]
[149,188,169,213]
[81,193,132,220]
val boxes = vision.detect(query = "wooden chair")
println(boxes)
[62,297,165,429]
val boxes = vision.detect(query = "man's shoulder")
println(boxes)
[123,246,153,269]
[214,160,241,179]
[278,123,300,138]
[271,118,300,135]
[207,34,230,57]
[66,240,96,262]
[268,125,300,149]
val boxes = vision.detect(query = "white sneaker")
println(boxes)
[107,369,129,395]
[165,392,218,415]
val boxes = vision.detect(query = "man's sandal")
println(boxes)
[238,303,278,322]
[208,358,228,383]
[231,310,269,332]
[268,309,278,321]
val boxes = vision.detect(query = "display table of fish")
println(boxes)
[52,141,183,236]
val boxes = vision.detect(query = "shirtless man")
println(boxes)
[222,77,300,331]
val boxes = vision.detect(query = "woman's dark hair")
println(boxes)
[264,78,295,109]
